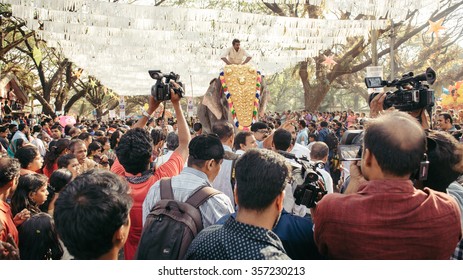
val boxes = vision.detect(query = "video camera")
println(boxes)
[278,151,327,208]
[149,70,184,101]
[337,130,364,161]
[365,67,436,112]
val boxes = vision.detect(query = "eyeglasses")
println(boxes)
[256,129,269,134]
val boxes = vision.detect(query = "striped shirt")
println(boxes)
[142,167,234,228]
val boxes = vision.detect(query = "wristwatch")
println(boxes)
[142,111,151,118]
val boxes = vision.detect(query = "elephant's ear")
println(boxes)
[259,76,269,118]
[201,78,223,120]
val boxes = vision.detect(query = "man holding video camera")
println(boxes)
[312,111,461,259]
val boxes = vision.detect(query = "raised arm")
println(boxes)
[171,82,191,161]
[133,96,162,129]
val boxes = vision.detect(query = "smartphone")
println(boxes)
[338,144,362,161]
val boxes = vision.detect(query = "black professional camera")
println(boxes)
[278,151,327,208]
[365,67,436,111]
[149,70,184,101]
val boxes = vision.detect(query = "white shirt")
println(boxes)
[291,143,310,159]
[31,134,47,157]
[221,47,250,64]
[212,145,235,205]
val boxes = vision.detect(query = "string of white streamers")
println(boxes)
[4,0,425,96]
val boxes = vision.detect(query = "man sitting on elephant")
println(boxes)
[221,39,252,65]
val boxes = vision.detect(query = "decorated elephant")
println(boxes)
[198,65,270,133]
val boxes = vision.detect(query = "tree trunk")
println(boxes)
[299,60,331,111]
[96,107,103,120]
[32,93,55,117]
[64,89,87,114]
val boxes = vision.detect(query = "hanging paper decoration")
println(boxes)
[32,46,42,66]
[4,0,422,97]
[427,18,446,38]
[73,68,83,79]
[322,54,337,68]
[442,86,449,95]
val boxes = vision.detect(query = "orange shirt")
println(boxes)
[0,200,18,244]
[111,151,184,260]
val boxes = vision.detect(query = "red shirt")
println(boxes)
[313,179,462,259]
[111,151,184,260]
[0,200,18,244]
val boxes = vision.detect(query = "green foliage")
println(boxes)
[265,68,304,113]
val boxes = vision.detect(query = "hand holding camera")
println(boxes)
[149,70,184,102]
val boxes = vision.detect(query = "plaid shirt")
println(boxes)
[452,239,463,260]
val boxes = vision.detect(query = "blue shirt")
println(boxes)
[216,210,324,260]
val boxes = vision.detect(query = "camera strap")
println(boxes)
[418,153,429,181]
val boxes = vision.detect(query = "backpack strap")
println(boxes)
[185,185,221,208]
[160,178,174,200]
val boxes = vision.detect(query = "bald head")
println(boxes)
[310,142,329,161]
[364,111,426,177]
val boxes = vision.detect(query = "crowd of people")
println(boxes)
[0,84,462,260]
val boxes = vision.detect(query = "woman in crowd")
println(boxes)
[42,138,71,178]
[43,169,73,216]
[15,145,43,176]
[57,154,80,179]
[11,173,49,217]
[18,212,63,260]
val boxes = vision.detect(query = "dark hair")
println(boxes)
[53,170,133,260]
[232,38,240,45]
[116,128,152,174]
[273,129,292,151]
[57,154,77,169]
[251,121,268,132]
[11,173,48,216]
[212,121,234,141]
[0,158,20,187]
[32,124,42,134]
[0,125,8,133]
[423,130,463,192]
[310,142,329,160]
[298,120,307,128]
[18,213,64,260]
[18,123,27,132]
[110,130,123,149]
[166,132,179,151]
[51,124,63,132]
[78,132,92,142]
[49,168,73,193]
[439,113,453,124]
[150,129,166,146]
[193,122,202,132]
[320,121,328,128]
[234,131,253,151]
[187,134,224,168]
[235,149,289,211]
[43,138,71,171]
[87,141,102,157]
[8,123,17,131]
[64,124,73,136]
[15,145,39,169]
[364,112,426,177]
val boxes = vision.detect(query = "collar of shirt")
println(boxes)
[358,179,415,194]
[223,145,232,152]
[181,167,210,183]
[225,216,286,253]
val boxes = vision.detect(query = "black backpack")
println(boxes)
[135,178,220,260]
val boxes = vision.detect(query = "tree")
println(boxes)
[264,0,463,111]
[84,77,119,120]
